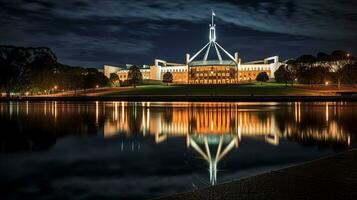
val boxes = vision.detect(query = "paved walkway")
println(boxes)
[155,149,357,200]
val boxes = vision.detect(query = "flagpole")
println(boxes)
[211,9,214,26]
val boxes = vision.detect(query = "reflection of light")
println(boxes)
[54,101,57,121]
[9,101,13,117]
[121,102,125,123]
[114,102,118,121]
[326,102,329,122]
[294,102,301,123]
[26,101,29,115]
[95,101,99,125]
[102,102,350,146]
[16,102,19,116]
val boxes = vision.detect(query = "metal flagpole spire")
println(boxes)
[212,9,215,26]
[209,10,216,42]
[188,9,236,63]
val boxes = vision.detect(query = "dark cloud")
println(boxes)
[0,0,356,67]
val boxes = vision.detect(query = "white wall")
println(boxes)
[103,65,121,78]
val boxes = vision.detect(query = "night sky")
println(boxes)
[1,0,356,68]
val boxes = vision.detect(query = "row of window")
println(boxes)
[240,67,269,71]
[160,67,270,73]
[161,68,187,73]
[195,73,231,77]
[189,79,238,84]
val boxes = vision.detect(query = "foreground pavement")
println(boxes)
[155,149,357,200]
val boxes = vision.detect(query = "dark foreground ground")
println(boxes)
[154,149,357,200]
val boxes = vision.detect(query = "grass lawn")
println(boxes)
[106,83,322,96]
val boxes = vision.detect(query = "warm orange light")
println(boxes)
[53,85,58,90]
[325,81,329,86]
[96,85,99,88]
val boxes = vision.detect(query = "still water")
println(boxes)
[0,101,356,199]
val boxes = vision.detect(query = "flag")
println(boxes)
[212,10,216,16]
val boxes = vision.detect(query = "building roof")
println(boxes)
[189,60,236,66]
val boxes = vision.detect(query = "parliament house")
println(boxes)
[104,11,282,84]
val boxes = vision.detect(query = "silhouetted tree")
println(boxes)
[83,68,109,89]
[329,50,353,89]
[0,46,38,96]
[163,72,173,85]
[256,72,269,85]
[109,73,120,87]
[127,65,143,88]
[342,63,357,84]
[274,65,291,86]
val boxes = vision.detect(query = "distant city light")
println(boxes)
[347,53,350,57]
[325,81,329,86]
[96,85,99,88]
[53,85,58,90]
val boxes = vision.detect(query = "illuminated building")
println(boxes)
[103,11,282,84]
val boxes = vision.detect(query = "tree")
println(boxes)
[109,73,120,87]
[342,63,357,84]
[274,65,291,86]
[83,68,109,89]
[329,50,353,89]
[162,72,173,85]
[256,72,269,85]
[127,65,143,88]
[0,46,32,96]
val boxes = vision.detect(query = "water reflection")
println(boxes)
[101,102,351,146]
[101,102,353,185]
[0,101,355,188]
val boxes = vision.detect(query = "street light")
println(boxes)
[96,85,99,89]
[53,85,58,90]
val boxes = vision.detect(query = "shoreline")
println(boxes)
[154,149,357,200]
[1,95,357,102]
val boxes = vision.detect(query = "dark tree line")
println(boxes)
[0,45,109,96]
[256,71,269,85]
[275,50,356,87]
[163,72,173,85]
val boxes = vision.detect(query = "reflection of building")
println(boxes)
[103,102,350,146]
[187,134,239,185]
[103,11,281,84]
[100,102,352,185]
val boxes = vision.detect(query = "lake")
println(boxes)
[0,101,356,199]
